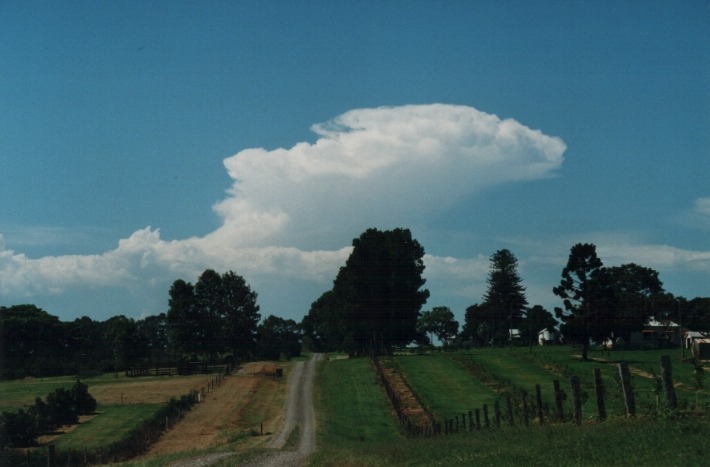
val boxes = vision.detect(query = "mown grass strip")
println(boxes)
[54,404,162,450]
[311,356,402,465]
[393,354,497,420]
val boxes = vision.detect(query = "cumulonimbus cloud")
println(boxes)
[0,104,567,312]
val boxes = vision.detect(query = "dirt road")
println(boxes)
[170,354,321,467]
[248,353,322,466]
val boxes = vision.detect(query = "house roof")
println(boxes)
[645,317,679,327]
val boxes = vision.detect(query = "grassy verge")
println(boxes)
[53,404,161,450]
[393,354,497,419]
[311,356,402,465]
[312,351,710,465]
[363,415,710,466]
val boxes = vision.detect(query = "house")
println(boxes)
[508,329,521,340]
[538,328,561,346]
[630,317,684,347]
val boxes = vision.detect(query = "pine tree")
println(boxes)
[483,249,528,345]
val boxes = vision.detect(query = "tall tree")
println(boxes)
[483,249,528,344]
[418,306,459,346]
[606,263,665,339]
[553,243,609,361]
[194,269,226,362]
[221,270,261,360]
[166,279,198,354]
[462,302,495,346]
[333,228,429,355]
[301,291,343,352]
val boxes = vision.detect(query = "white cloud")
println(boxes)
[212,104,566,248]
[0,104,567,316]
[694,197,710,217]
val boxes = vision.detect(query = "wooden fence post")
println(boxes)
[47,445,56,467]
[468,410,474,432]
[570,375,582,425]
[483,404,490,428]
[660,355,678,409]
[593,368,606,422]
[521,390,529,427]
[535,384,544,424]
[553,379,565,422]
[506,395,514,426]
[618,362,636,416]
[494,400,501,428]
[475,408,481,430]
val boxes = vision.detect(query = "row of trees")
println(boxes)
[3,229,709,375]
[303,231,709,356]
[1,270,301,379]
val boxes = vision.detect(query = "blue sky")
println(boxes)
[1,1,708,324]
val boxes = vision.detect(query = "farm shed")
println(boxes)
[692,338,710,360]
[684,331,708,349]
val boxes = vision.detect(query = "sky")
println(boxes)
[1,1,709,326]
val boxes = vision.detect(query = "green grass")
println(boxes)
[393,354,498,419]
[311,351,710,466]
[527,346,710,414]
[54,404,162,450]
[352,416,710,466]
[0,372,172,411]
[311,356,403,465]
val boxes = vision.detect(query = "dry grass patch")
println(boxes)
[137,361,290,460]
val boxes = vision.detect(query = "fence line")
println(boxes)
[375,355,682,439]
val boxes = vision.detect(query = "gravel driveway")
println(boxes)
[172,353,322,467]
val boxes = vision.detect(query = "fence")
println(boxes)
[374,354,684,438]
[6,371,230,466]
[126,362,231,377]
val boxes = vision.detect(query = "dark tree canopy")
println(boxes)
[553,243,607,360]
[418,306,459,346]
[481,249,528,344]
[301,291,343,352]
[167,269,260,362]
[606,263,665,338]
[257,315,302,360]
[332,227,429,355]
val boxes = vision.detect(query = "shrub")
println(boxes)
[0,409,39,448]
[71,380,97,415]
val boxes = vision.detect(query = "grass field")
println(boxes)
[393,354,498,419]
[312,350,710,466]
[311,356,403,465]
[4,348,709,465]
[52,404,162,450]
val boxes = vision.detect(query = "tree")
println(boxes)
[194,269,226,362]
[553,243,609,361]
[104,316,142,371]
[483,249,528,345]
[166,279,198,354]
[462,302,495,346]
[606,263,665,339]
[167,270,260,362]
[257,315,302,360]
[418,306,459,346]
[301,291,343,352]
[332,228,429,355]
[221,271,261,360]
[0,305,64,378]
[523,305,558,345]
